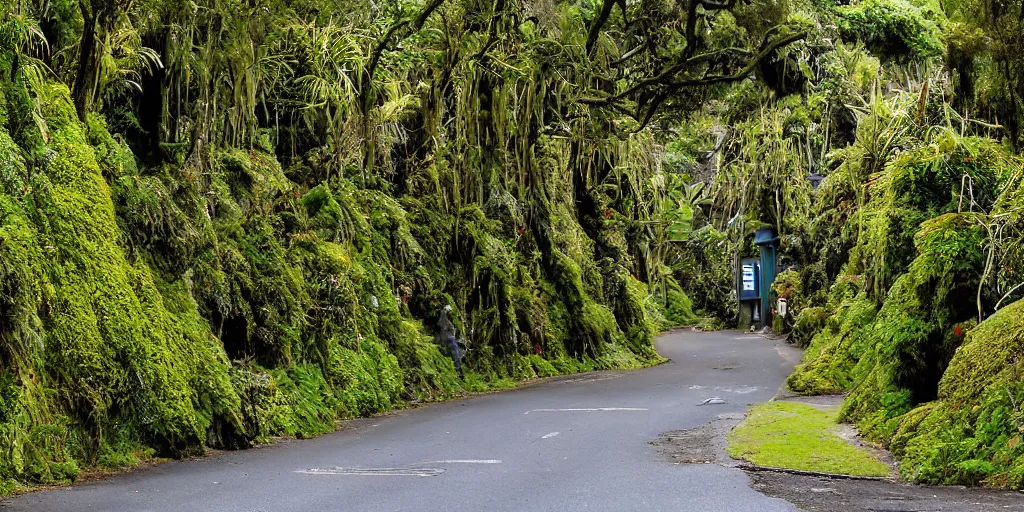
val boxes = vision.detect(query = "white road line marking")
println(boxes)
[523,408,648,415]
[416,460,502,465]
[297,467,443,477]
[541,432,560,439]
[688,385,759,394]
[297,460,502,477]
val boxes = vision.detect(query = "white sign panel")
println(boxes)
[742,265,755,291]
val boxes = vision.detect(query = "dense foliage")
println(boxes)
[0,0,815,493]
[1,0,1023,494]
[749,0,1024,489]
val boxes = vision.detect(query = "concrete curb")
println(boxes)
[736,463,893,482]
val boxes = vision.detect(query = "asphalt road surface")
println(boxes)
[4,330,805,512]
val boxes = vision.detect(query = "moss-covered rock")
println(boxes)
[840,213,986,436]
[787,293,878,394]
[892,299,1024,488]
[790,306,828,348]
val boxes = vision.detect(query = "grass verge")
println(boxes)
[726,401,891,477]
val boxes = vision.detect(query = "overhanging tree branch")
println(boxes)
[579,30,806,110]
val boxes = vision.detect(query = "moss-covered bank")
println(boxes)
[0,78,691,494]
[892,300,1024,487]
[784,101,1024,489]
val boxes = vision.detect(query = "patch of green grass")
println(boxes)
[727,401,891,477]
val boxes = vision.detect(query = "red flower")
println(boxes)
[954,325,963,338]
[602,208,613,219]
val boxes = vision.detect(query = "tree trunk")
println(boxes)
[73,3,97,122]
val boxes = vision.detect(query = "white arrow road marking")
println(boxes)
[523,408,648,415]
[541,432,560,439]
[698,397,726,405]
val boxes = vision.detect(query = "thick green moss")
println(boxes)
[0,80,667,493]
[650,277,698,328]
[834,0,943,60]
[0,84,249,490]
[845,135,1001,300]
[893,299,1024,488]
[787,293,877,394]
[772,269,803,309]
[840,214,985,436]
[790,306,828,348]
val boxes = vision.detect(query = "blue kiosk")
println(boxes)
[739,228,780,329]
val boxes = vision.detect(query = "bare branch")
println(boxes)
[610,40,649,67]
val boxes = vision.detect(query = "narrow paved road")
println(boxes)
[4,330,803,512]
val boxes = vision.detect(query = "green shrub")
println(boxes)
[835,0,943,60]
[791,306,828,348]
